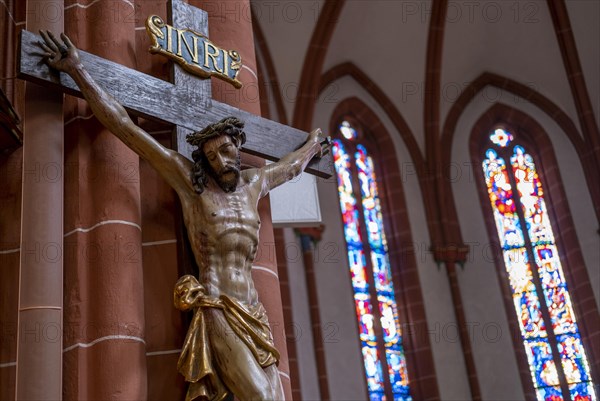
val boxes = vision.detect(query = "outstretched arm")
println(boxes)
[39,31,193,196]
[255,128,330,198]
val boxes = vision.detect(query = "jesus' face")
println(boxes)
[202,134,241,192]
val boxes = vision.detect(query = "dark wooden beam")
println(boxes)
[18,30,332,177]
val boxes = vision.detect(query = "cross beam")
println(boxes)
[18,26,332,178]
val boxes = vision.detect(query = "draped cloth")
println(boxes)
[174,275,280,401]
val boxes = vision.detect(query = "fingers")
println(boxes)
[30,50,52,59]
[60,33,75,49]
[39,30,72,60]
[39,30,58,52]
[318,136,332,158]
[322,136,332,146]
[35,40,55,61]
[39,41,53,55]
[47,31,63,50]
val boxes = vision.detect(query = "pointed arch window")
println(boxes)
[332,120,411,401]
[481,128,596,401]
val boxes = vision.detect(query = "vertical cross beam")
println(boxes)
[168,0,210,160]
[167,0,209,277]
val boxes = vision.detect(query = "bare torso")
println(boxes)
[37,31,324,401]
[182,175,262,306]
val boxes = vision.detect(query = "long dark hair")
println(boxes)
[186,117,246,194]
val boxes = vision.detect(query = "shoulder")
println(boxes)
[241,167,270,198]
[241,167,263,184]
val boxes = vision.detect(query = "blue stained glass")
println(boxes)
[356,292,377,344]
[511,146,556,247]
[568,382,596,401]
[363,345,385,392]
[394,393,413,401]
[510,145,595,396]
[524,338,560,387]
[543,287,577,335]
[386,348,409,392]
[485,135,596,400]
[371,249,393,293]
[354,143,411,395]
[356,145,387,252]
[334,139,387,396]
[534,245,567,290]
[348,248,368,290]
[536,386,565,401]
[378,294,401,346]
[483,149,526,250]
[557,334,592,384]
[369,392,386,401]
[514,290,547,339]
[334,124,412,400]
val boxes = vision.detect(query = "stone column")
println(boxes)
[191,1,291,398]
[62,1,147,399]
[16,1,64,399]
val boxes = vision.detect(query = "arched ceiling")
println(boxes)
[253,0,599,156]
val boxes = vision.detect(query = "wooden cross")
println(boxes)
[17,0,332,179]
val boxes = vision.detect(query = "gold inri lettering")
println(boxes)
[204,41,223,73]
[176,29,199,64]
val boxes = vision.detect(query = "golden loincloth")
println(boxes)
[174,275,280,401]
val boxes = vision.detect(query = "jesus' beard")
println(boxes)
[209,156,241,193]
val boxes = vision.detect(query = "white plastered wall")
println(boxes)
[440,0,582,137]
[323,0,431,154]
[252,0,325,122]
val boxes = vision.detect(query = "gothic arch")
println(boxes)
[469,103,600,399]
[319,63,425,174]
[440,72,600,222]
[318,63,444,250]
[330,97,440,401]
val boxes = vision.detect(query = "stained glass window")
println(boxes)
[482,128,596,401]
[332,121,412,401]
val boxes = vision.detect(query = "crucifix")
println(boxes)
[18,1,331,400]
[18,3,331,178]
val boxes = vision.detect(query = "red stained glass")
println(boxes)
[356,292,377,344]
[483,134,596,401]
[333,126,412,400]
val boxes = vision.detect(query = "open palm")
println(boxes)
[39,30,80,73]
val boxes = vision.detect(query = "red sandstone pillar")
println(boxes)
[1,2,25,400]
[190,1,292,398]
[62,1,147,399]
[16,1,64,399]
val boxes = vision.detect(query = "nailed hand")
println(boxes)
[39,30,81,73]
[308,128,331,157]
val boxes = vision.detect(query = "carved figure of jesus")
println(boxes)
[39,31,329,401]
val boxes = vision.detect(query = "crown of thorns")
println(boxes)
[186,117,246,148]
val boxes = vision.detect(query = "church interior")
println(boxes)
[1,0,598,400]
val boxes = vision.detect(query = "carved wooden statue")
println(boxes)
[39,31,329,401]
